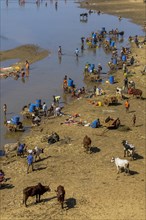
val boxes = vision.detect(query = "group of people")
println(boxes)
[58,46,80,58]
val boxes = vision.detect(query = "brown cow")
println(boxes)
[83,135,92,153]
[128,88,142,98]
[23,183,51,207]
[56,185,65,209]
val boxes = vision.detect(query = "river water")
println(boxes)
[0,0,144,149]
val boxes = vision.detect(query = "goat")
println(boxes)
[3,142,19,157]
[23,183,51,207]
[55,185,65,209]
[83,135,92,153]
[111,157,130,174]
[33,146,44,162]
[27,146,44,162]
[122,140,136,159]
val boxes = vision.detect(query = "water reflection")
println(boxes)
[55,1,58,11]
[21,77,25,83]
[58,56,62,64]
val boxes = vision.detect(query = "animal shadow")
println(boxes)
[129,170,139,175]
[65,198,76,209]
[42,196,57,203]
[135,124,143,127]
[35,156,51,163]
[0,183,14,190]
[141,97,146,100]
[128,110,136,113]
[90,146,100,153]
[134,153,144,160]
[109,102,122,106]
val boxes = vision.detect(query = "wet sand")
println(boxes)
[0,1,146,220]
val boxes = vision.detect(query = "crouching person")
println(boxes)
[27,152,34,174]
[17,143,26,157]
[90,118,101,128]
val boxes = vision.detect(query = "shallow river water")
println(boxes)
[0,0,144,148]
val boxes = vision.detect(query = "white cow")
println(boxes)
[111,157,130,174]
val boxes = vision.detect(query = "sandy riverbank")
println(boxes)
[0,1,146,219]
[79,0,146,27]
[0,44,49,69]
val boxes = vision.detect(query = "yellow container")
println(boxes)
[98,101,102,106]
[14,66,20,71]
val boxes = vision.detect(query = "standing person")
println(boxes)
[63,75,68,91]
[124,77,128,91]
[25,60,30,70]
[3,104,7,116]
[132,114,136,126]
[58,46,62,56]
[134,35,139,47]
[42,102,47,117]
[26,152,34,174]
[125,100,130,113]
[75,48,79,57]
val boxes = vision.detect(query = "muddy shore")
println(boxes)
[0,1,146,220]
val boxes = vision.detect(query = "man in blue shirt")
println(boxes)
[27,153,34,174]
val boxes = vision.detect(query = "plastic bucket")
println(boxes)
[102,27,106,32]
[112,58,117,65]
[29,104,36,112]
[110,41,115,47]
[122,55,127,61]
[109,76,114,84]
[91,64,95,70]
[11,116,20,125]
[98,101,102,106]
[36,99,41,108]
[68,79,73,87]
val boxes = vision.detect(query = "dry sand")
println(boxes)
[0,1,146,220]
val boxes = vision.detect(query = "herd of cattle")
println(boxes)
[23,183,65,209]
[1,134,137,208]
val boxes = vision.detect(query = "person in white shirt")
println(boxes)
[42,102,47,117]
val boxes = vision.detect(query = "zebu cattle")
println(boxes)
[83,135,92,152]
[23,183,51,207]
[56,185,65,209]
[128,88,142,98]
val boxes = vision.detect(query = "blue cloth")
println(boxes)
[27,154,33,165]
[90,119,100,128]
